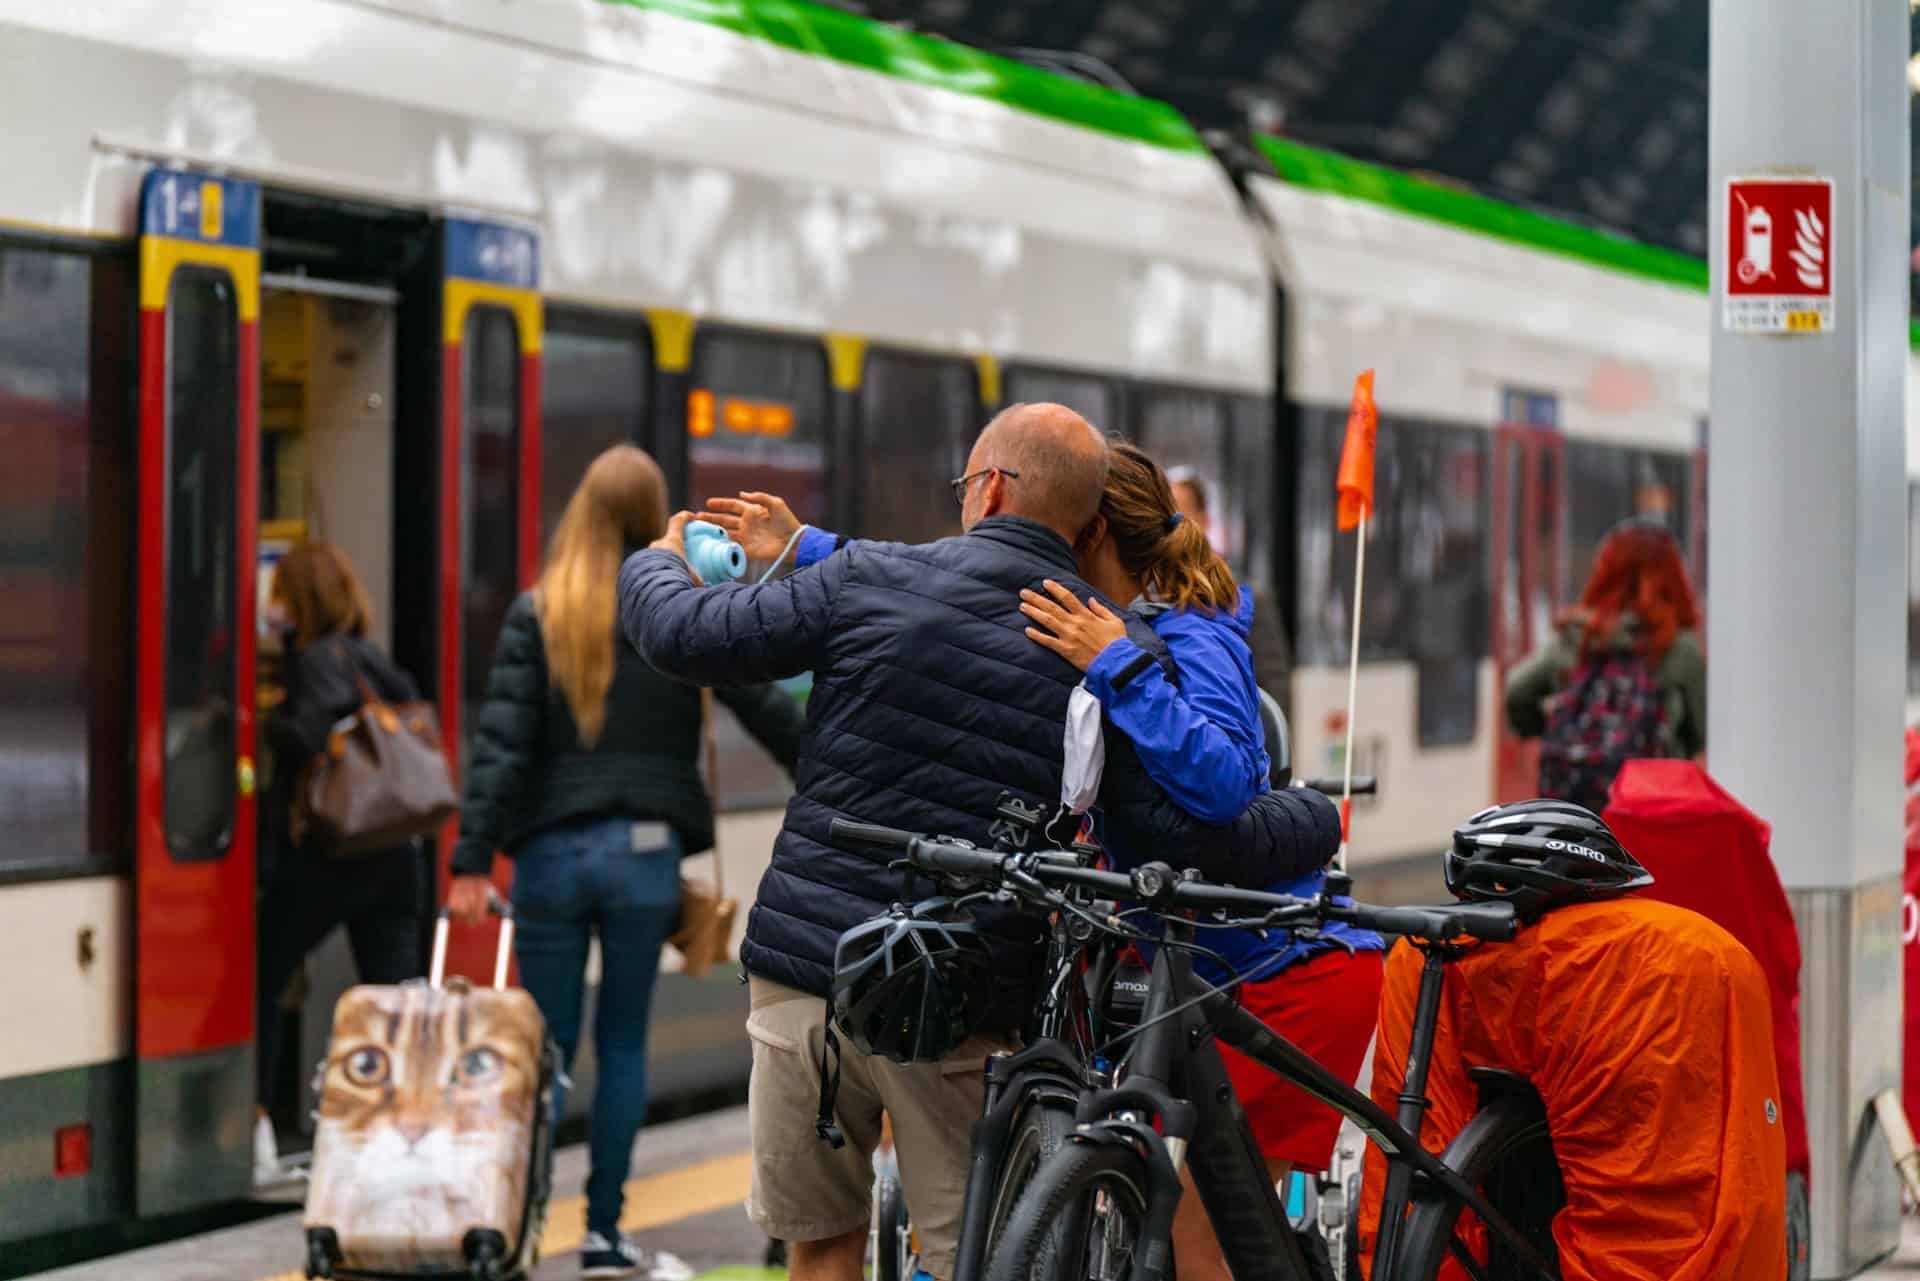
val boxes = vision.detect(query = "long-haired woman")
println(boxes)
[1013,440,1384,1281]
[449,445,802,1281]
[1504,517,1706,803]
[257,543,430,1177]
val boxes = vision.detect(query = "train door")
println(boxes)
[1490,397,1566,804]
[133,169,261,1211]
[436,220,542,983]
[255,271,404,1149]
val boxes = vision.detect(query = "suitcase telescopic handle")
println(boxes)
[431,889,514,990]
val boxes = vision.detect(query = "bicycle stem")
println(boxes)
[1371,946,1449,1279]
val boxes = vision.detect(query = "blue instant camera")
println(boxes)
[685,520,747,583]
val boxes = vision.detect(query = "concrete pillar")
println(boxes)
[1708,2,1909,1274]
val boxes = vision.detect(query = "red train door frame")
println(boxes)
[437,219,541,982]
[1490,422,1567,804]
[133,169,261,1212]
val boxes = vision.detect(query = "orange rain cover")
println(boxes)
[1357,900,1786,1281]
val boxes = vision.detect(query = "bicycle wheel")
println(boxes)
[1390,1096,1562,1281]
[981,1099,1076,1274]
[985,1140,1152,1281]
[874,1173,911,1281]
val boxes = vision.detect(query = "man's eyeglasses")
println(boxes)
[950,466,1019,505]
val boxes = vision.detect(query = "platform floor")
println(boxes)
[22,1101,1920,1280]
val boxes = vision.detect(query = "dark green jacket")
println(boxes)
[1503,613,1707,760]
[451,591,803,875]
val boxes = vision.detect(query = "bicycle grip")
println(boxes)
[829,819,915,852]
[1296,775,1377,797]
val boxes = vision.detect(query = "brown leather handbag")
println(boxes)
[295,643,460,858]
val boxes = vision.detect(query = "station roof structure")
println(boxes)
[848,0,1920,294]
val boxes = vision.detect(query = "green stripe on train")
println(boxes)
[1254,135,1710,293]
[600,0,1920,350]
[598,0,1204,154]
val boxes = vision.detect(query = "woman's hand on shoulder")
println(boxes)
[699,491,802,564]
[1020,580,1127,672]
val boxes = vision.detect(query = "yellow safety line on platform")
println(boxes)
[256,1150,752,1281]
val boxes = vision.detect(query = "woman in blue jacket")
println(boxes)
[1014,441,1383,1281]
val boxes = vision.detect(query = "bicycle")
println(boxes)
[829,819,1560,1281]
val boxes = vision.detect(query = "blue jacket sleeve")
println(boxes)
[619,546,845,685]
[794,526,844,569]
[1083,619,1269,823]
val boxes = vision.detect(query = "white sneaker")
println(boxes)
[580,1233,693,1281]
[252,1115,280,1185]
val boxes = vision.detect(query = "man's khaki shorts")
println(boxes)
[744,976,1001,1281]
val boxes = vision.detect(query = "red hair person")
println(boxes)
[1505,518,1707,806]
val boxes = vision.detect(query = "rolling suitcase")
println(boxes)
[304,897,557,1281]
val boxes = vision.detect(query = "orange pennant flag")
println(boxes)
[1336,369,1377,531]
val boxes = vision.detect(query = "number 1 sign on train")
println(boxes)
[1723,176,1834,335]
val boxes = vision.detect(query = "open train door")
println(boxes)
[133,168,261,1211]
[1490,409,1566,803]
[435,218,542,983]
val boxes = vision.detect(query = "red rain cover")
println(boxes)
[1602,760,1808,1176]
[1904,729,1920,1135]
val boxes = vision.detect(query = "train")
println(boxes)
[2,0,1917,1254]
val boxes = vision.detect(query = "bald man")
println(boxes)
[619,404,1337,1281]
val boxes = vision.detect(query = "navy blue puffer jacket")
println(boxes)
[619,516,1340,999]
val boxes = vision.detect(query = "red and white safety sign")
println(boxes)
[1724,176,1834,334]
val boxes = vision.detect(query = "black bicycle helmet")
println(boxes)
[830,901,997,1064]
[1444,798,1653,919]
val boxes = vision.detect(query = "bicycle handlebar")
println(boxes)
[827,819,1518,943]
[1294,775,1376,797]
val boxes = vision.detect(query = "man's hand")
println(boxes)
[699,492,803,564]
[1020,580,1128,672]
[649,511,702,584]
[447,874,494,925]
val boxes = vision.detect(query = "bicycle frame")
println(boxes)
[1068,919,1560,1281]
[950,893,1126,1281]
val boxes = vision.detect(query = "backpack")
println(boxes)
[1537,651,1668,812]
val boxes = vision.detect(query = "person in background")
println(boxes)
[1504,517,1706,809]
[1166,467,1293,727]
[448,445,803,1281]
[630,404,1337,1281]
[256,542,431,1181]
[1018,441,1381,1281]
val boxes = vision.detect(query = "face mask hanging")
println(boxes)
[1059,682,1106,818]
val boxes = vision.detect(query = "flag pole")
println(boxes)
[1338,503,1367,871]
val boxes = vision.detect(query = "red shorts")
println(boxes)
[1217,948,1385,1171]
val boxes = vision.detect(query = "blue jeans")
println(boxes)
[512,817,681,1237]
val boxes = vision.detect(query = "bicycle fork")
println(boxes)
[1370,946,1449,1280]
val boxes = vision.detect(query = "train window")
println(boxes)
[860,349,979,544]
[1565,441,1694,601]
[540,312,651,549]
[1004,366,1120,431]
[162,267,240,861]
[1295,409,1488,746]
[0,247,129,874]
[462,306,521,767]
[1908,484,1920,696]
[689,329,830,811]
[1135,386,1234,566]
[1226,397,1276,592]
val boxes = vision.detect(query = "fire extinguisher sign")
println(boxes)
[1724,176,1834,335]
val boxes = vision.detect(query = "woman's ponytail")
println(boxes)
[1102,442,1239,612]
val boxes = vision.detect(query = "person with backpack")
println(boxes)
[1504,518,1706,811]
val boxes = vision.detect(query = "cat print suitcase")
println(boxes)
[304,900,557,1281]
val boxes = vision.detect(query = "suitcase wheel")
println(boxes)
[464,1228,509,1281]
[305,1228,339,1280]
